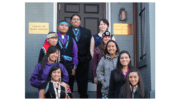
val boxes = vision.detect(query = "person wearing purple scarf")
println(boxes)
[56,20,78,93]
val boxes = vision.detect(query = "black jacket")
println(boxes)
[108,69,127,98]
[67,26,92,63]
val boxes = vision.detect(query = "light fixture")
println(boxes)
[119,8,127,21]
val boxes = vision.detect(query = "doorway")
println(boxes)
[57,2,106,82]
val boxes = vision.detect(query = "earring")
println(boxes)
[48,57,49,61]
[59,77,61,82]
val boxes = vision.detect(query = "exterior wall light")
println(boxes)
[119,8,127,21]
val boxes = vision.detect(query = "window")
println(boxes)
[139,3,146,60]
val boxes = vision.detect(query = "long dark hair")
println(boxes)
[104,40,120,58]
[114,50,133,82]
[40,46,59,72]
[46,65,64,82]
[120,68,145,98]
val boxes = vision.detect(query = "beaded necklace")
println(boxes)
[73,28,79,41]
[51,80,61,99]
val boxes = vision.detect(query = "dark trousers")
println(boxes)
[76,61,89,98]
[97,83,102,98]
[65,65,75,92]
[68,74,75,92]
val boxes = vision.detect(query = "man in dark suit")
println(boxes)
[67,14,92,98]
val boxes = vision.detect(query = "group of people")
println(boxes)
[29,14,148,99]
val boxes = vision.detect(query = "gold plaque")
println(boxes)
[113,23,132,35]
[29,22,49,34]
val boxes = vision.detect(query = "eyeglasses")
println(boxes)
[72,19,80,21]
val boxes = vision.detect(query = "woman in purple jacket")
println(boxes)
[29,46,69,89]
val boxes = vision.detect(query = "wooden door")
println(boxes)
[57,2,106,81]
[57,3,106,35]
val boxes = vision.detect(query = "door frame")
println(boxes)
[53,2,57,32]
[133,3,137,68]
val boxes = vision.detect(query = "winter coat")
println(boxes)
[96,53,119,95]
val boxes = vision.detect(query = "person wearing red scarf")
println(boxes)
[38,32,58,63]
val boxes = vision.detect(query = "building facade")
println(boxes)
[25,2,155,98]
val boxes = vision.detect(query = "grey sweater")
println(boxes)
[96,53,119,95]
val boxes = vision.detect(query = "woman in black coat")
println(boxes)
[108,51,133,98]
[119,68,148,98]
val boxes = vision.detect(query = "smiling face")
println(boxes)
[71,15,81,27]
[129,72,139,86]
[48,50,59,62]
[99,21,108,32]
[120,53,131,66]
[51,68,61,82]
[107,42,117,55]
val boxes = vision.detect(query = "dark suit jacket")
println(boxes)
[108,69,127,98]
[67,26,92,63]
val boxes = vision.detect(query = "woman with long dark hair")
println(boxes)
[29,46,69,90]
[39,65,72,98]
[119,68,147,98]
[96,40,120,98]
[92,31,111,98]
[108,50,133,98]
[90,19,115,58]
